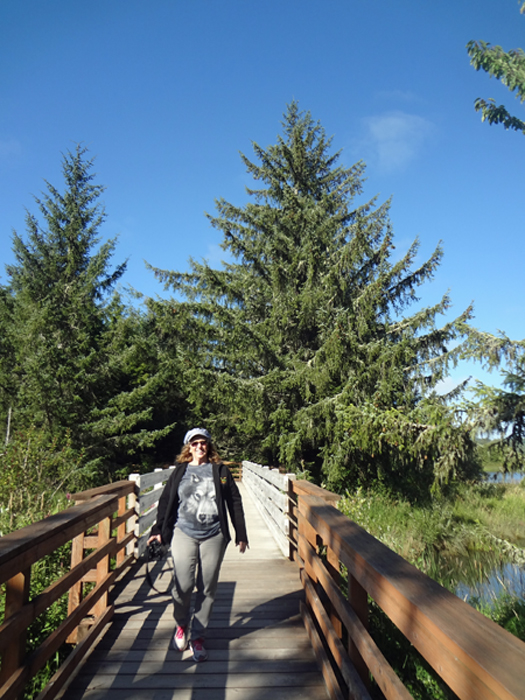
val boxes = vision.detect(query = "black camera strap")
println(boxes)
[145,543,172,595]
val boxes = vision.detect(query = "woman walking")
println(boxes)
[148,428,248,662]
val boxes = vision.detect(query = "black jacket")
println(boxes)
[151,462,248,546]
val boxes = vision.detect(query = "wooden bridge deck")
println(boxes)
[61,483,328,700]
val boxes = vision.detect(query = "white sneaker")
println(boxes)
[171,626,188,651]
[190,638,208,662]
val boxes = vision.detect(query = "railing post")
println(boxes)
[129,474,140,558]
[0,567,31,690]
[93,515,111,618]
[67,532,85,644]
[286,475,297,561]
[325,545,343,640]
[116,494,127,567]
[348,572,370,688]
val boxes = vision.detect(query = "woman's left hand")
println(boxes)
[237,541,248,554]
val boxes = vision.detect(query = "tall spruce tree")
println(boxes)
[4,146,125,437]
[150,103,479,496]
[1,147,175,481]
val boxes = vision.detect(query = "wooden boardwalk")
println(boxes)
[62,483,328,700]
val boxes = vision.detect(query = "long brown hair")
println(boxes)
[175,440,222,464]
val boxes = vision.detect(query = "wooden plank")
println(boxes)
[137,508,157,535]
[65,671,325,689]
[243,467,292,558]
[348,571,369,685]
[98,626,315,646]
[246,474,288,511]
[93,516,111,618]
[0,538,117,653]
[113,507,135,531]
[113,531,134,557]
[70,482,134,502]
[36,606,113,700]
[0,572,117,700]
[138,488,162,513]
[135,469,174,491]
[115,495,127,569]
[0,595,116,700]
[67,532,85,644]
[293,481,341,505]
[87,646,315,662]
[76,659,319,675]
[62,688,328,700]
[243,462,290,490]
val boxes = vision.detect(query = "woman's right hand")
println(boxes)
[147,534,162,545]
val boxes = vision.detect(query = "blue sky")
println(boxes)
[1,0,524,391]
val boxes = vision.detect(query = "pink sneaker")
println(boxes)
[190,638,208,662]
[172,625,188,651]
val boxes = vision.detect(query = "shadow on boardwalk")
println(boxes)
[61,484,328,700]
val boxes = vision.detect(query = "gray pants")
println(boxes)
[170,527,227,639]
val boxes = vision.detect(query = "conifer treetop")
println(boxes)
[149,102,478,497]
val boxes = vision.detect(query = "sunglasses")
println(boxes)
[190,440,208,448]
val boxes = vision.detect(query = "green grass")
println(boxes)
[338,481,525,579]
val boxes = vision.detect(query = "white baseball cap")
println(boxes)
[184,427,212,444]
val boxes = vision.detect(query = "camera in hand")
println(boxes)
[147,539,164,560]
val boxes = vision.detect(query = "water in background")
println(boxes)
[457,562,525,605]
[456,473,525,605]
[485,471,524,484]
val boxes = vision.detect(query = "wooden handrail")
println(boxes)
[0,482,137,700]
[69,480,135,502]
[291,485,525,700]
[0,494,118,585]
[292,479,341,505]
[223,461,243,481]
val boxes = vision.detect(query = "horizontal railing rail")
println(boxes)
[0,481,136,700]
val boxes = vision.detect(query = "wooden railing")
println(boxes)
[129,466,174,557]
[242,460,295,557]
[0,481,136,700]
[289,479,525,700]
[224,461,243,481]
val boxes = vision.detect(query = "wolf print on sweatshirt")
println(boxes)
[176,464,221,539]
